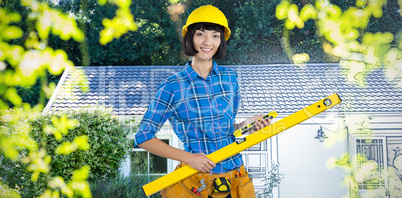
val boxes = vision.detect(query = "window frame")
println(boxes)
[131,135,174,177]
[351,135,389,195]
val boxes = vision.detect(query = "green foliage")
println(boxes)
[51,0,184,66]
[14,71,61,107]
[0,0,140,196]
[224,0,285,64]
[0,179,20,198]
[97,0,137,45]
[45,0,400,68]
[276,0,402,86]
[333,153,394,197]
[0,107,130,197]
[90,163,160,198]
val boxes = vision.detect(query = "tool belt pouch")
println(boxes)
[230,172,256,198]
[161,176,202,198]
[161,163,203,198]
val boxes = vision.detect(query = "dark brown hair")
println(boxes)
[183,22,227,59]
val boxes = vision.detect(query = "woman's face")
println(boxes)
[192,29,221,62]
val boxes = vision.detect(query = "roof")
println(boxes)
[45,64,402,116]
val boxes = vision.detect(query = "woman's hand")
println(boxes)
[242,114,272,134]
[185,153,216,173]
[253,114,271,133]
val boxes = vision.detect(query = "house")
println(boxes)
[45,63,402,197]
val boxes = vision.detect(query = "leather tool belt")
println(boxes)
[161,163,256,198]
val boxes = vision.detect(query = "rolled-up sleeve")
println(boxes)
[233,73,241,119]
[134,80,174,147]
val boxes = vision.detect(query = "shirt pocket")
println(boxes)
[216,94,234,120]
[215,94,235,139]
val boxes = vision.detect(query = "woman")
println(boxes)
[134,5,271,198]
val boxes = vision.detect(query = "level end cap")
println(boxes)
[335,93,342,103]
[142,186,150,197]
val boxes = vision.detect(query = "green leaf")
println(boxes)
[1,26,23,40]
[5,88,22,106]
[335,154,351,167]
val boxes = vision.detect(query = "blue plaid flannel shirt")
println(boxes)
[134,61,242,174]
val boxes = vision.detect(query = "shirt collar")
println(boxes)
[183,61,220,82]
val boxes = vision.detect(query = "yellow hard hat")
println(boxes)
[182,5,231,41]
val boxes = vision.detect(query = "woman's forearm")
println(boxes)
[138,138,191,163]
[138,138,216,172]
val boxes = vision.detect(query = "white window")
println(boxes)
[131,139,169,175]
[355,138,387,190]
[131,136,174,178]
[123,117,176,178]
[352,135,402,197]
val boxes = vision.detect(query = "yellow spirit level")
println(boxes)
[142,93,341,196]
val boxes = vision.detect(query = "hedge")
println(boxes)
[0,107,130,197]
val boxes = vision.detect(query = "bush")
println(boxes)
[90,163,160,198]
[0,107,130,197]
[223,0,285,65]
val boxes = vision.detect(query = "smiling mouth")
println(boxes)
[201,48,212,52]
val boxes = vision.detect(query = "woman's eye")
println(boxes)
[196,32,204,36]
[213,35,220,38]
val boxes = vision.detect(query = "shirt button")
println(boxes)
[217,133,220,135]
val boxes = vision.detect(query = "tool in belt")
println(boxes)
[191,179,207,195]
[213,177,231,193]
[143,93,342,196]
